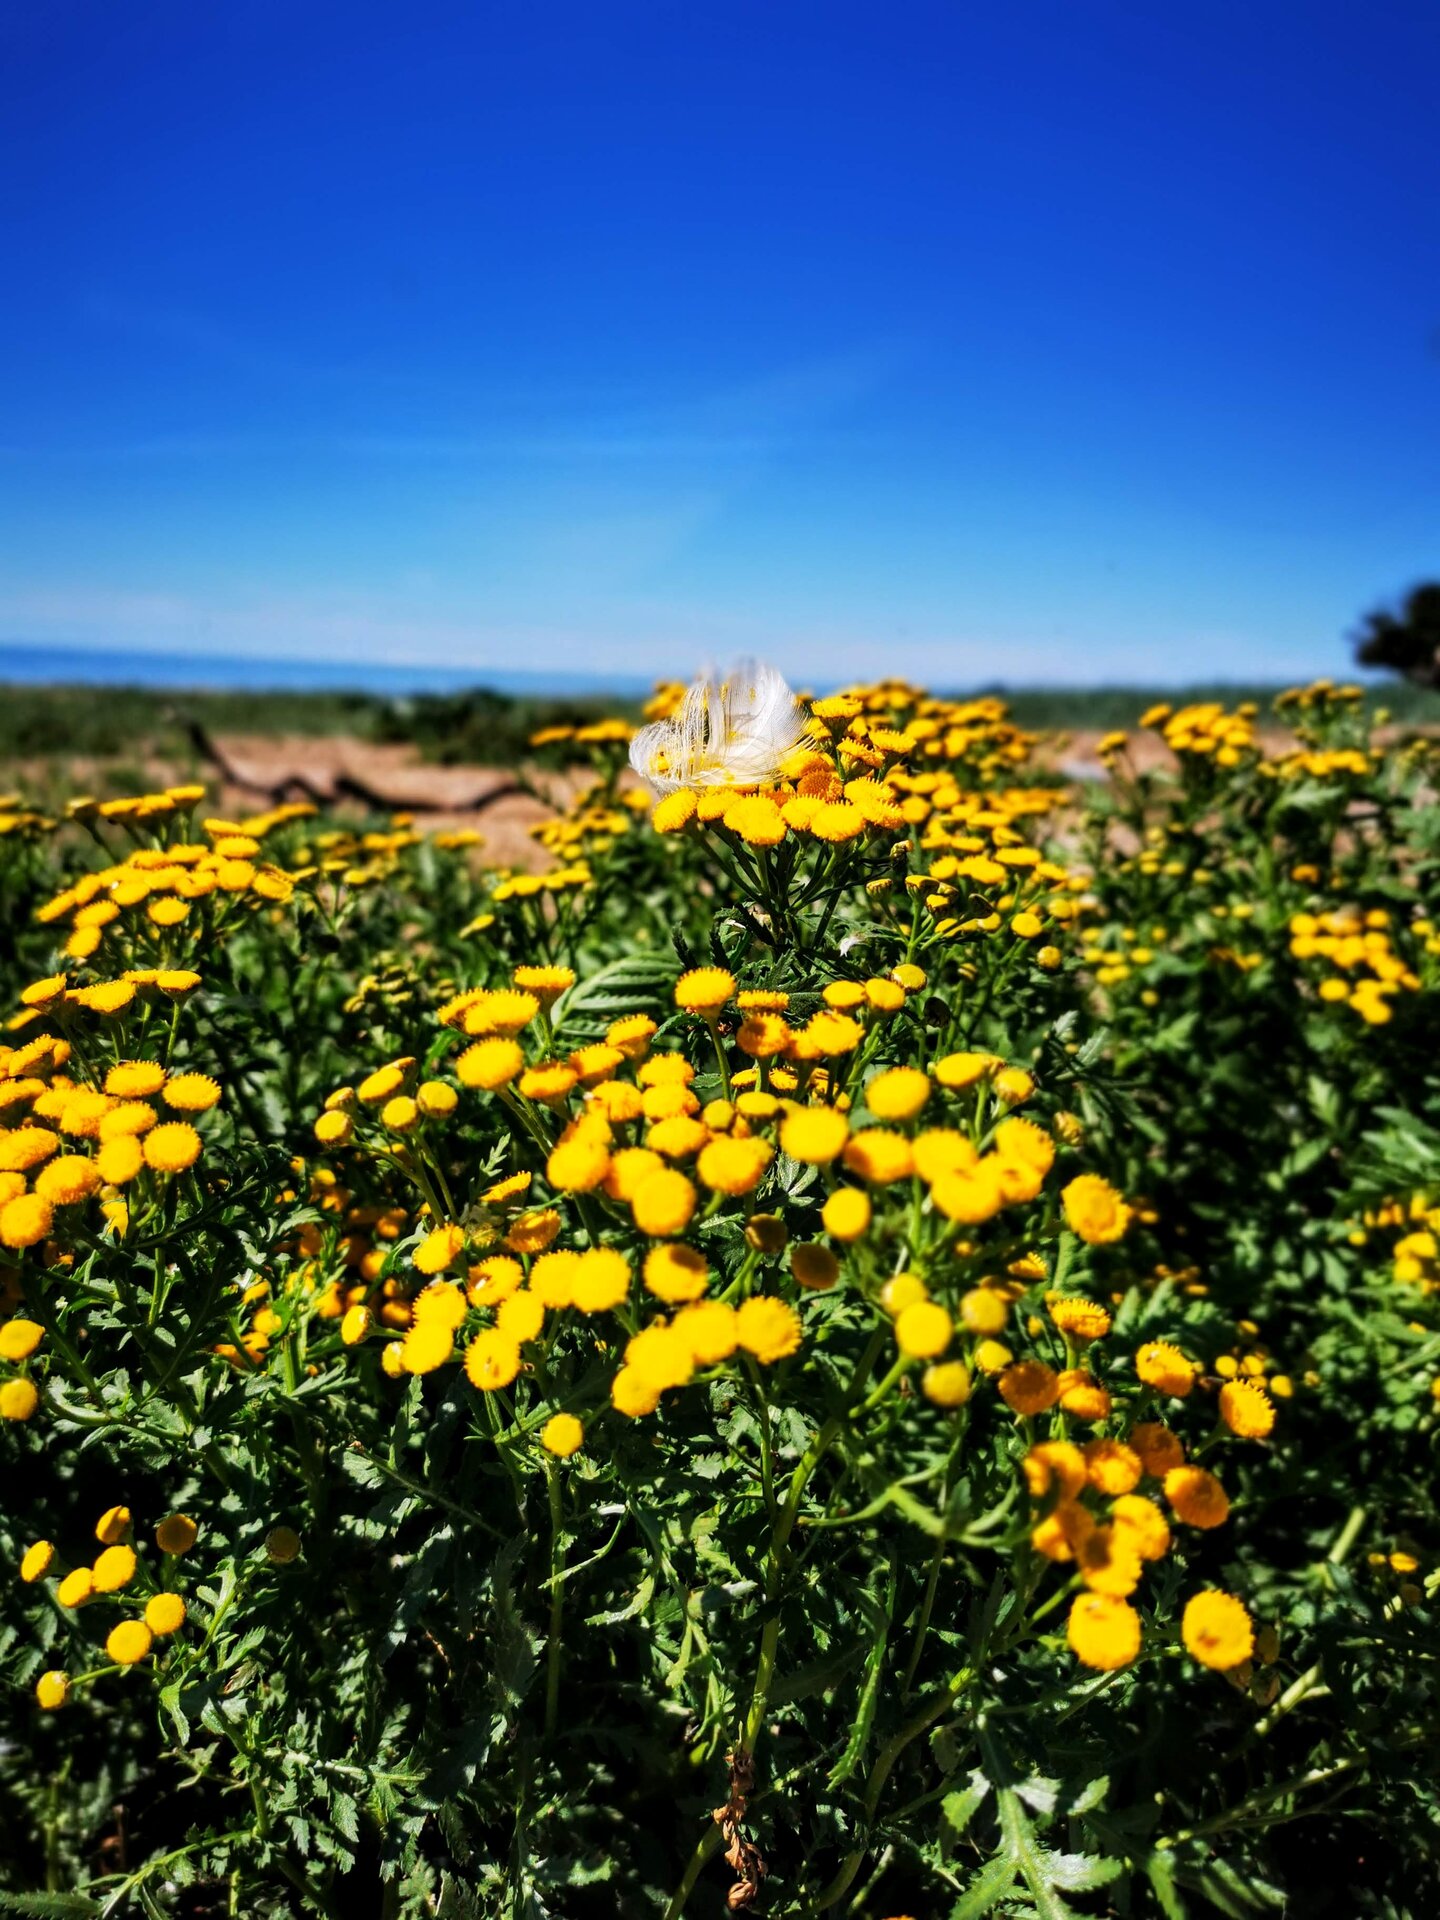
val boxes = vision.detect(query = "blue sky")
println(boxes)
[1,0,1437,688]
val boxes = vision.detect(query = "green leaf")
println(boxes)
[0,1897,102,1917]
[948,1853,1018,1919]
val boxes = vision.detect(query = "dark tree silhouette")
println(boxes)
[1355,582,1440,687]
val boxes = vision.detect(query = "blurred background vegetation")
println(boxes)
[2,674,1438,773]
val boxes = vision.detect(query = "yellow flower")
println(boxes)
[547,1135,611,1193]
[1164,1465,1230,1529]
[145,1592,187,1635]
[894,1301,952,1359]
[1219,1378,1275,1439]
[1130,1423,1185,1477]
[922,1361,972,1408]
[790,1242,840,1290]
[0,1128,60,1173]
[506,1209,562,1254]
[96,1136,145,1184]
[1057,1369,1112,1421]
[674,1299,739,1366]
[357,1062,410,1104]
[414,1224,466,1275]
[105,1061,167,1098]
[464,1329,522,1390]
[155,1514,198,1555]
[674,968,735,1015]
[92,1545,138,1592]
[1182,1590,1255,1670]
[56,1567,94,1607]
[1062,1174,1131,1244]
[572,1247,632,1313]
[723,795,787,846]
[1083,1438,1142,1495]
[541,1412,584,1457]
[1076,1525,1143,1597]
[96,1503,131,1543]
[1048,1296,1111,1342]
[632,1168,697,1238]
[462,990,540,1037]
[521,1062,580,1104]
[416,1080,458,1119]
[1134,1341,1196,1398]
[1,1194,55,1258]
[106,1620,154,1667]
[20,1539,55,1582]
[625,1322,696,1392]
[265,1526,302,1563]
[35,1670,70,1710]
[696,1136,771,1196]
[809,801,866,842]
[606,1013,657,1060]
[496,1291,545,1344]
[611,1365,662,1417]
[162,1074,221,1113]
[779,1106,849,1165]
[930,1163,1004,1225]
[143,1123,202,1173]
[959,1287,1008,1335]
[314,1110,353,1148]
[653,790,698,833]
[933,1051,998,1089]
[644,1243,709,1304]
[735,1296,802,1364]
[513,965,576,1005]
[735,1013,792,1059]
[1067,1592,1142,1671]
[0,1318,43,1361]
[864,1067,931,1123]
[1112,1494,1170,1562]
[400,1322,454,1374]
[457,1039,525,1090]
[821,1187,870,1242]
[413,1280,468,1329]
[998,1360,1059,1415]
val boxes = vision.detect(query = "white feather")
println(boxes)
[629,659,808,794]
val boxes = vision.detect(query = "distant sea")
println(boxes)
[0,641,654,701]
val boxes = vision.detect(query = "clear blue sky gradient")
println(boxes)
[3,1,1437,687]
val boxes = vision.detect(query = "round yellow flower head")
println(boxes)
[106,1620,154,1666]
[456,1039,525,1090]
[541,1412,584,1458]
[0,1318,44,1362]
[163,1074,222,1113]
[56,1567,95,1607]
[1130,1423,1185,1478]
[105,1061,167,1099]
[644,1243,709,1304]
[791,1242,841,1290]
[155,1514,198,1556]
[1067,1593,1141,1671]
[922,1361,972,1408]
[143,1122,202,1173]
[0,1196,54,1252]
[1048,1296,1112,1343]
[465,1329,522,1391]
[880,1272,928,1316]
[674,968,735,1016]
[403,1320,453,1382]
[894,1301,952,1359]
[1112,1494,1170,1562]
[735,1296,803,1364]
[92,1545,137,1593]
[865,1068,930,1122]
[1062,1174,1132,1245]
[547,1135,611,1193]
[959,1287,1008,1335]
[779,1106,849,1165]
[414,1224,466,1275]
[20,1540,55,1582]
[1134,1341,1196,1398]
[513,965,576,1006]
[265,1526,301,1564]
[35,1670,70,1711]
[572,1247,632,1313]
[821,1187,870,1242]
[1182,1590,1255,1670]
[1219,1378,1275,1439]
[1164,1465,1230,1530]
[145,1592,187,1636]
[998,1360,1059,1416]
[632,1168,697,1238]
[697,1137,771,1196]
